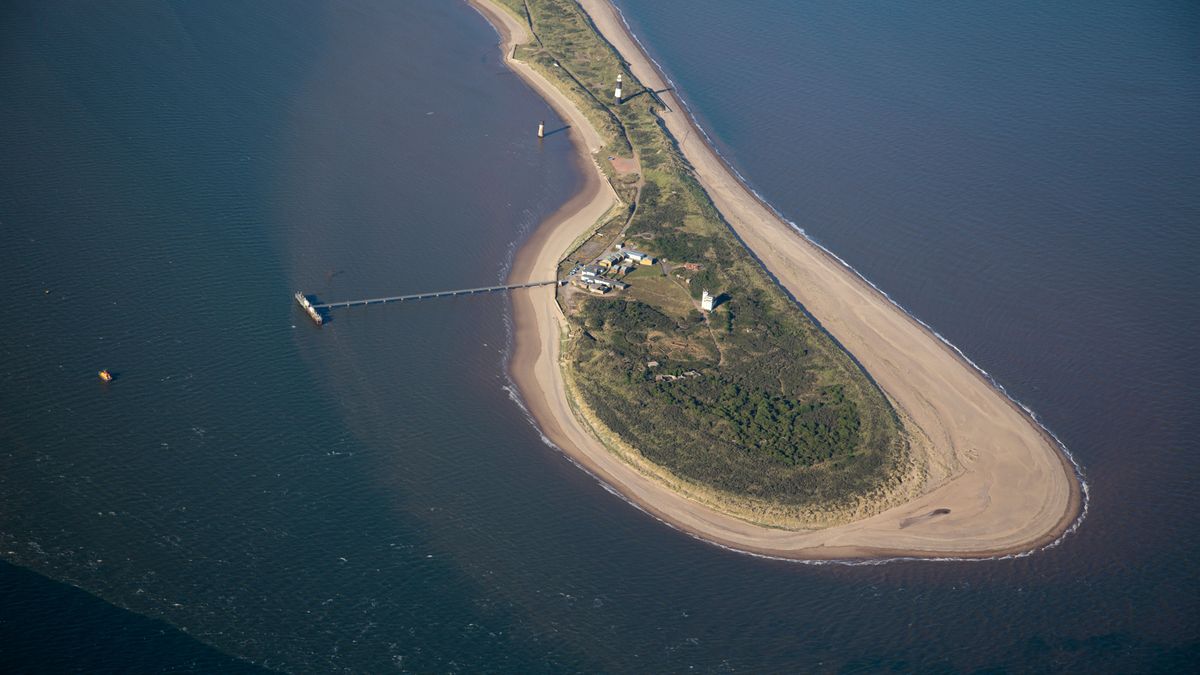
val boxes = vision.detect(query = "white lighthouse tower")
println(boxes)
[701,289,715,312]
[614,73,623,104]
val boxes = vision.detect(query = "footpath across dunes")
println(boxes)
[476,0,1082,559]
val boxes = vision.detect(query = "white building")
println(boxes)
[580,265,604,283]
[625,249,654,265]
[701,289,715,312]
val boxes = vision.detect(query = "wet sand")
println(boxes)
[475,0,1082,559]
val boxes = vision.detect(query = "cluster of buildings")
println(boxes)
[571,264,629,295]
[565,239,722,313]
[570,243,655,295]
[598,244,655,271]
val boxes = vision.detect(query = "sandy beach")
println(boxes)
[476,0,1082,559]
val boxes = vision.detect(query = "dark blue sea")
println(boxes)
[1,0,1196,671]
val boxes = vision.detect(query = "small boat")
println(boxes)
[98,369,113,382]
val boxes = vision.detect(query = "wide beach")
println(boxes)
[478,0,1082,559]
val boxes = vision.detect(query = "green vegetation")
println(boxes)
[493,0,911,524]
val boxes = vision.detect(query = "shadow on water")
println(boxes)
[0,561,265,673]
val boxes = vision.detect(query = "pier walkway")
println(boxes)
[310,279,563,311]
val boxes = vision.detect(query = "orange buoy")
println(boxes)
[98,370,113,382]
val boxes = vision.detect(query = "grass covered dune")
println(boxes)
[477,0,1082,558]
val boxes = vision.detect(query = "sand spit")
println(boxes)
[473,0,1082,560]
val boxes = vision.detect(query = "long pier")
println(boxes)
[300,280,563,321]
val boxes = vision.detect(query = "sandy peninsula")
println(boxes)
[473,0,1082,559]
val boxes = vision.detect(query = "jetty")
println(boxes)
[296,280,564,325]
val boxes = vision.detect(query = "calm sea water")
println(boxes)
[1,0,1196,671]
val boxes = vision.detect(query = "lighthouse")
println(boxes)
[537,120,545,138]
[614,73,623,104]
[701,289,715,312]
